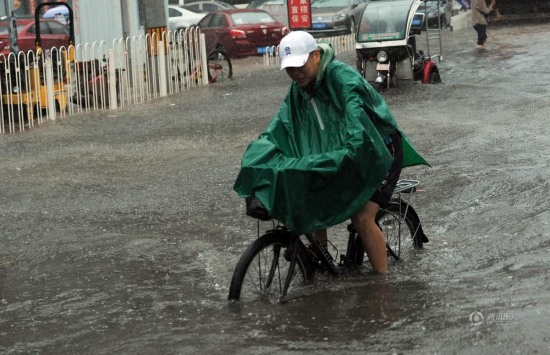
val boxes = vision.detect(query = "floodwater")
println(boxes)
[1,23,549,354]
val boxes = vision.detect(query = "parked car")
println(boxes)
[168,5,207,31]
[183,1,235,13]
[308,0,369,37]
[0,18,70,57]
[248,0,368,37]
[415,0,451,28]
[197,9,289,58]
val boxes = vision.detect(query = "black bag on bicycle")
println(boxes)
[245,197,271,221]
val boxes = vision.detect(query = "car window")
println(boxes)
[210,14,226,27]
[248,0,285,7]
[199,14,225,28]
[39,22,52,35]
[311,0,351,9]
[185,4,201,12]
[225,0,251,7]
[0,23,27,35]
[47,21,69,35]
[203,4,219,12]
[169,8,183,17]
[27,24,38,34]
[230,12,276,25]
[198,14,213,27]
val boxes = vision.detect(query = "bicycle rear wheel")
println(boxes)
[207,50,233,83]
[377,202,417,260]
[350,202,418,265]
[228,231,313,303]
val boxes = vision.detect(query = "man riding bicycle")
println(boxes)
[234,31,429,274]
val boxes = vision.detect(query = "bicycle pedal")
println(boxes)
[305,245,322,264]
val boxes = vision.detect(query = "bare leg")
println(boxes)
[351,201,388,274]
[313,229,327,247]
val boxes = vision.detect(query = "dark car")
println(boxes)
[0,18,70,57]
[197,9,289,58]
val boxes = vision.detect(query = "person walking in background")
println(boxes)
[471,0,496,49]
[445,0,453,27]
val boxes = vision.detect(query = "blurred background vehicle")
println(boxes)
[415,0,451,28]
[247,0,287,25]
[248,0,369,37]
[183,1,236,13]
[197,8,289,58]
[0,18,70,57]
[168,5,207,31]
[41,4,70,24]
[308,0,369,37]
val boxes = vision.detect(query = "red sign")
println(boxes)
[287,0,312,30]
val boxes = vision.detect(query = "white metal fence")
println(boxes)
[0,30,354,134]
[0,27,206,134]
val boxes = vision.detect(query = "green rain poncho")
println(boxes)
[234,43,428,233]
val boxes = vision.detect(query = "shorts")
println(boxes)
[369,131,403,209]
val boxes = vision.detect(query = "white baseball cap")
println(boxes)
[278,31,318,70]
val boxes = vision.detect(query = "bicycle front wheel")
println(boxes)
[207,50,233,83]
[228,231,313,303]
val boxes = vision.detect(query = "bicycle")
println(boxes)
[72,57,123,109]
[228,179,429,303]
[172,47,233,85]
[205,49,233,83]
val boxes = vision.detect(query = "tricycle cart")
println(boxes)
[355,0,442,91]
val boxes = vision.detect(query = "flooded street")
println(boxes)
[1,23,549,353]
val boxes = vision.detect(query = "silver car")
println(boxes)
[309,0,370,37]
[248,0,368,37]
[183,1,235,13]
[415,0,451,29]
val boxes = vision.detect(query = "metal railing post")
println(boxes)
[200,33,208,86]
[158,40,167,97]
[108,49,118,110]
[45,56,56,121]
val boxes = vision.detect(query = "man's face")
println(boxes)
[285,50,321,88]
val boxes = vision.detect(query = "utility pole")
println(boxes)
[3,0,19,54]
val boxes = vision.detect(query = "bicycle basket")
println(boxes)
[245,197,271,221]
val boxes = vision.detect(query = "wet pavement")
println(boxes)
[1,23,549,354]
